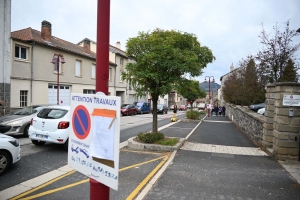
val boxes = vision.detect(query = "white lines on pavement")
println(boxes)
[181,142,268,156]
[203,120,232,123]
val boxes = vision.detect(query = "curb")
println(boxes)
[127,137,186,152]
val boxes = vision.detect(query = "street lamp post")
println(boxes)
[205,76,215,117]
[51,54,66,105]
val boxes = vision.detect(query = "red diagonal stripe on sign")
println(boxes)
[75,111,87,134]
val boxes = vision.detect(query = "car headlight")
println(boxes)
[9,139,19,147]
[6,120,23,126]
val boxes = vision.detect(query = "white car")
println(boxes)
[257,107,265,115]
[0,133,21,175]
[28,105,70,150]
[0,105,50,137]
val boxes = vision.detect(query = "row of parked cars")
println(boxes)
[0,101,169,175]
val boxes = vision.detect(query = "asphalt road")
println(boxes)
[0,111,186,191]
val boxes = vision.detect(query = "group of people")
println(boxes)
[211,105,226,116]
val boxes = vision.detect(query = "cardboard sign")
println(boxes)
[68,93,120,190]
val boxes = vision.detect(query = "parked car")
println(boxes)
[169,105,174,110]
[249,103,265,112]
[0,133,21,175]
[121,104,137,116]
[135,102,151,114]
[28,105,70,150]
[153,104,168,114]
[257,107,265,115]
[0,105,50,137]
[187,104,191,109]
[179,105,187,111]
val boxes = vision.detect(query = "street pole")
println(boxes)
[205,76,215,117]
[57,56,59,105]
[90,0,110,199]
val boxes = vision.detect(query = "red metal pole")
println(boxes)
[57,56,59,105]
[95,0,110,95]
[91,0,110,199]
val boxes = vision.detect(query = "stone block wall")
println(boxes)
[262,84,275,149]
[225,103,264,146]
[272,83,300,161]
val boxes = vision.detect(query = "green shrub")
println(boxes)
[137,132,165,143]
[186,110,203,120]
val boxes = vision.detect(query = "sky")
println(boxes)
[11,0,300,85]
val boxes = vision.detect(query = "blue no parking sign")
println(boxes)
[72,105,91,140]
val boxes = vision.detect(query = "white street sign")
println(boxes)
[68,93,121,190]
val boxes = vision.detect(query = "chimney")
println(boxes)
[116,41,121,49]
[230,63,234,71]
[83,38,91,53]
[41,20,52,42]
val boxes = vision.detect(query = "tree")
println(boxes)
[256,20,300,83]
[176,79,206,110]
[242,58,265,105]
[279,59,297,82]
[222,70,244,105]
[123,28,215,133]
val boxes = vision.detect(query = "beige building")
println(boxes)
[9,20,125,108]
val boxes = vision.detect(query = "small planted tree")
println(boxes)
[122,28,215,133]
[176,79,206,118]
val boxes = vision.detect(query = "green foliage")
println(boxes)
[176,79,206,108]
[279,59,297,82]
[137,132,165,143]
[186,110,203,120]
[156,138,179,146]
[123,28,215,133]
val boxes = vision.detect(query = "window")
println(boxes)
[54,61,62,74]
[91,64,96,79]
[120,70,123,82]
[120,58,123,65]
[20,90,28,107]
[83,89,95,94]
[76,60,82,76]
[15,45,28,60]
[109,68,112,81]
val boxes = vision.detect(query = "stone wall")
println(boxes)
[225,103,264,146]
[225,82,300,161]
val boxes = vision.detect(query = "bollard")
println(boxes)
[90,178,109,200]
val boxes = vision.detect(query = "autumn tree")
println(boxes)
[122,29,215,133]
[176,79,206,110]
[256,20,300,83]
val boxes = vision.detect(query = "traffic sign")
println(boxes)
[72,105,91,140]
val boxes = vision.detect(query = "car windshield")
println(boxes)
[37,108,68,119]
[157,105,163,109]
[13,106,41,115]
[121,104,130,108]
[136,102,144,107]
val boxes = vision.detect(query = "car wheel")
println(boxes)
[23,124,30,137]
[64,139,69,151]
[31,140,46,146]
[0,150,11,176]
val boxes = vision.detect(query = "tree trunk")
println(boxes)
[152,95,158,133]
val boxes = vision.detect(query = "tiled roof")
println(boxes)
[11,27,117,66]
[78,37,128,58]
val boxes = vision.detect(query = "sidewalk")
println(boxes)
[2,115,300,199]
[141,115,300,199]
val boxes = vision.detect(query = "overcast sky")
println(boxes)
[11,0,300,84]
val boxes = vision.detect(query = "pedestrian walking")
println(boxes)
[173,104,177,113]
[218,106,222,116]
[222,105,226,116]
[214,105,218,116]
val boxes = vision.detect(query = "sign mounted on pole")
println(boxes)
[68,93,121,190]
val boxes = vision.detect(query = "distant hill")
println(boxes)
[200,82,220,93]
